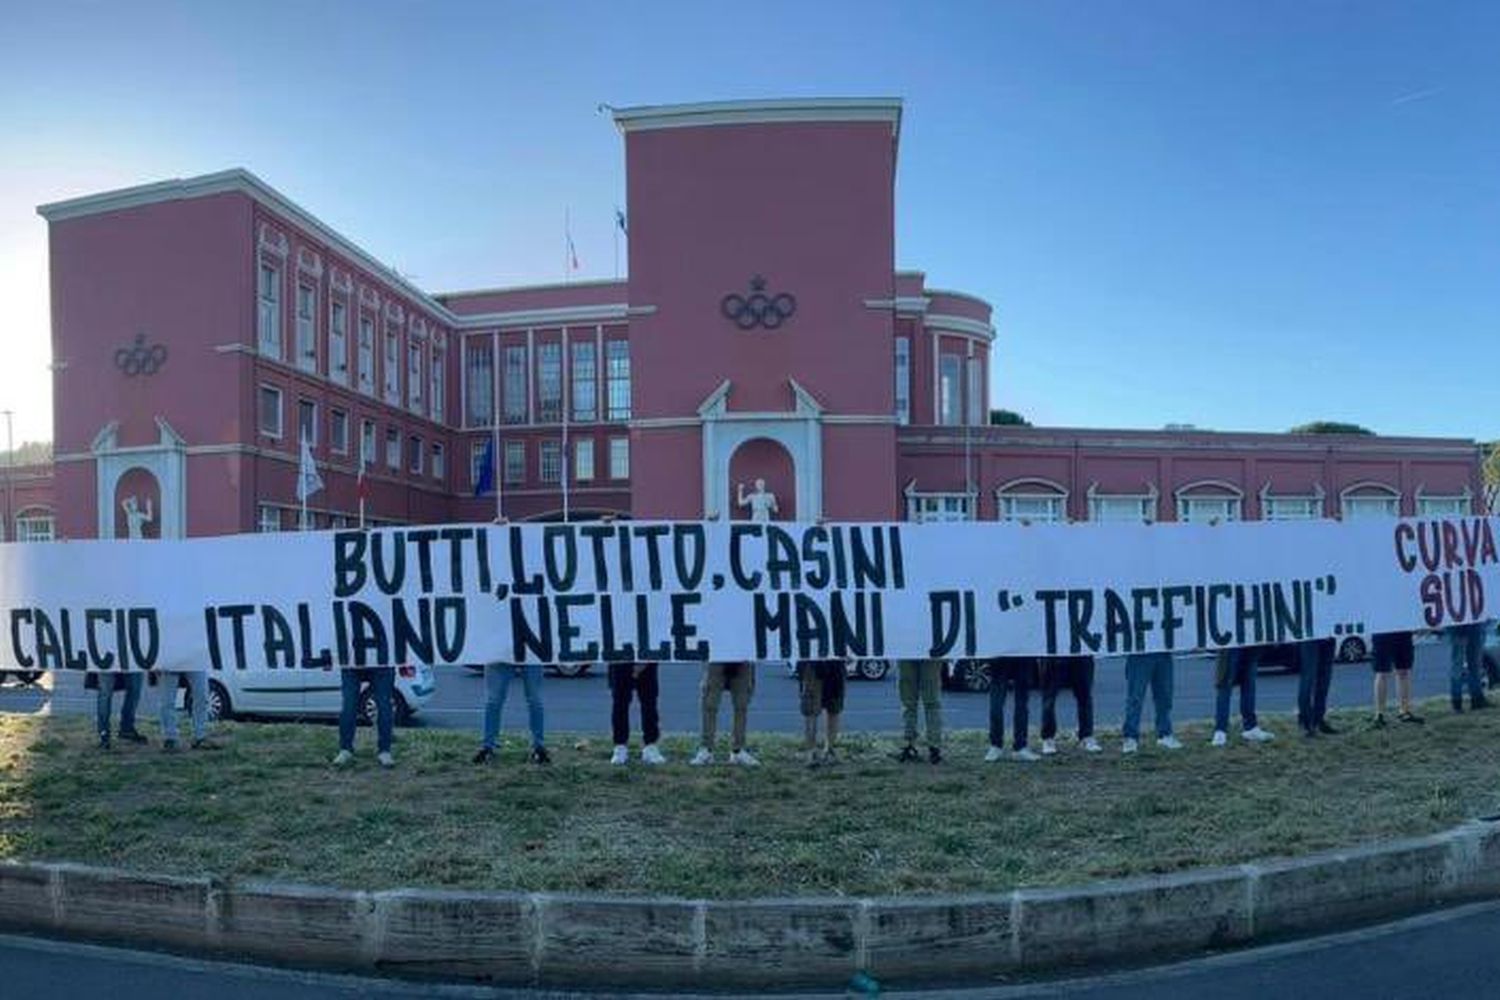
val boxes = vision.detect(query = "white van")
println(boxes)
[190,663,435,725]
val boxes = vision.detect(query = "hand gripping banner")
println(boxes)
[0,517,1494,673]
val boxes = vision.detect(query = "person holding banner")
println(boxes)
[691,662,758,766]
[1120,652,1181,754]
[1038,656,1101,755]
[334,666,396,767]
[1370,631,1424,728]
[895,659,945,764]
[1210,647,1275,746]
[984,657,1039,762]
[610,661,666,766]
[796,659,846,766]
[474,663,549,765]
[153,670,217,751]
[1448,620,1492,714]
[88,672,147,750]
[1296,638,1338,737]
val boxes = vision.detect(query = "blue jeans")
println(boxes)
[1450,622,1489,707]
[1296,638,1335,729]
[482,664,545,750]
[1122,653,1174,740]
[987,658,1032,750]
[1214,647,1259,733]
[157,671,209,743]
[96,673,143,739]
[339,667,394,753]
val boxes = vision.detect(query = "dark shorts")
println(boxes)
[1372,631,1415,674]
[798,660,847,717]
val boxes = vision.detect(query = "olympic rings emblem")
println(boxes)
[721,275,796,330]
[114,332,168,377]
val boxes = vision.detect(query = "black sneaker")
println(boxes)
[190,738,220,750]
[472,747,494,765]
[928,746,943,765]
[98,734,111,751]
[1370,714,1387,729]
[530,745,551,765]
[162,739,179,752]
[1398,711,1425,725]
[1317,720,1339,735]
[1302,727,1317,739]
[1473,698,1490,711]
[1453,700,1466,714]
[118,729,148,745]
[893,744,920,764]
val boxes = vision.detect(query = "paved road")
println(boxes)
[0,641,1458,742]
[5,899,1500,998]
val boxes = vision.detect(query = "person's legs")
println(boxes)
[95,681,114,742]
[520,665,545,748]
[1395,632,1417,718]
[609,663,633,746]
[1397,669,1415,716]
[120,674,143,735]
[1213,652,1233,734]
[338,668,361,752]
[798,664,821,751]
[729,664,754,752]
[701,664,725,751]
[1012,661,1031,751]
[1313,639,1335,725]
[1074,658,1095,739]
[1450,628,1470,710]
[1297,642,1319,730]
[371,668,394,754]
[822,665,846,752]
[638,664,661,746]
[1122,656,1148,741]
[1465,625,1488,706]
[898,661,920,747]
[481,664,514,750]
[920,660,943,750]
[1150,654,1174,738]
[1372,634,1394,720]
[157,673,180,744]
[182,672,209,741]
[1239,653,1259,730]
[1040,662,1061,741]
[987,662,1010,749]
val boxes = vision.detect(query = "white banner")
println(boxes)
[0,517,1494,672]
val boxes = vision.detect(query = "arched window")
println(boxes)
[1415,485,1472,518]
[1339,482,1400,520]
[1174,480,1243,523]
[14,507,55,542]
[1087,482,1158,524]
[995,478,1068,523]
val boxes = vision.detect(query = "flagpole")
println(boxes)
[561,333,570,523]
[564,208,571,285]
[492,336,503,522]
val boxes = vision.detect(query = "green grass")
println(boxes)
[3,702,1499,899]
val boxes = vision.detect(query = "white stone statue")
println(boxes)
[736,478,780,523]
[121,495,154,539]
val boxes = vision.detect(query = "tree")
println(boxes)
[988,409,1031,427]
[1288,421,1375,436]
[0,441,51,466]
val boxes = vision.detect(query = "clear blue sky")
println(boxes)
[2,0,1495,446]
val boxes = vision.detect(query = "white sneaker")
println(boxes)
[1040,739,1058,756]
[984,745,1005,763]
[1082,737,1102,753]
[1242,726,1275,743]
[1211,730,1228,747]
[729,749,760,767]
[376,751,394,768]
[1012,747,1041,762]
[610,745,629,766]
[332,750,353,766]
[1158,735,1183,750]
[689,747,713,767]
[1122,738,1139,755]
[641,744,667,765]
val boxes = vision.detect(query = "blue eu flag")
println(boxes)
[473,438,495,497]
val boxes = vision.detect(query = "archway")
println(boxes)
[114,468,163,539]
[727,438,796,521]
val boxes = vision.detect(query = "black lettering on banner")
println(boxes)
[764,527,800,590]
[929,591,974,658]
[392,598,434,665]
[637,524,669,590]
[262,606,296,668]
[1103,590,1131,654]
[372,531,406,596]
[511,598,552,662]
[296,605,333,669]
[670,592,708,661]
[1207,585,1233,646]
[544,526,579,592]
[794,593,829,659]
[439,527,473,593]
[332,599,350,665]
[615,526,635,591]
[1161,586,1192,651]
[475,527,492,593]
[850,527,887,590]
[754,593,790,660]
[1067,591,1102,654]
[1235,585,1262,645]
[83,610,116,670]
[802,527,831,589]
[219,605,254,670]
[830,591,877,658]
[434,597,465,661]
[126,609,159,671]
[598,594,636,661]
[9,609,33,669]
[34,610,63,670]
[673,525,706,590]
[556,595,599,662]
[509,526,543,595]
[889,526,906,588]
[348,601,390,666]
[1131,589,1160,652]
[57,610,89,671]
[1272,584,1301,642]
[580,525,613,590]
[204,607,222,671]
[635,593,671,660]
[730,524,763,589]
[1035,590,1065,655]
[334,531,366,597]
[408,529,438,593]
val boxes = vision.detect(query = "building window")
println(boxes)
[540,440,561,483]
[1341,488,1400,520]
[330,409,349,455]
[996,484,1067,523]
[297,399,317,446]
[14,512,54,542]
[258,504,282,533]
[295,283,317,372]
[257,385,283,438]
[358,317,375,394]
[385,427,400,469]
[537,342,562,422]
[466,340,494,427]
[431,442,445,480]
[894,337,910,425]
[408,436,423,474]
[408,339,423,412]
[1418,495,1471,517]
[606,340,631,421]
[967,357,984,426]
[1263,497,1321,521]
[1178,496,1241,523]
[384,324,400,403]
[330,300,349,383]
[503,344,528,424]
[908,494,973,523]
[571,340,597,422]
[360,420,376,467]
[575,438,595,481]
[257,262,281,358]
[608,437,630,480]
[939,355,962,426]
[470,441,491,492]
[1089,495,1156,523]
[504,440,526,484]
[430,341,445,421]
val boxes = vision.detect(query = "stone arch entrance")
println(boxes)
[727,438,796,521]
[92,418,187,538]
[113,467,163,539]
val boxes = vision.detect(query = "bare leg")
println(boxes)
[826,712,841,753]
[1374,673,1388,717]
[1397,669,1414,715]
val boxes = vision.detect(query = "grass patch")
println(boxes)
[3,702,1499,898]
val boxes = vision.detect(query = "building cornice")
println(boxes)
[612,98,902,139]
[436,278,627,300]
[925,313,996,341]
[898,427,1479,455]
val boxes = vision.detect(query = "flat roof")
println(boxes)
[611,97,902,140]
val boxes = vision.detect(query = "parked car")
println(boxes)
[0,670,43,687]
[780,659,892,681]
[463,662,593,678]
[942,659,992,692]
[188,663,435,725]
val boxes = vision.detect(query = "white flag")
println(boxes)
[297,436,324,503]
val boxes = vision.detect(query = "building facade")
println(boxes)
[20,98,1485,542]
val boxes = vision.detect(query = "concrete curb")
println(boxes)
[2,819,1498,990]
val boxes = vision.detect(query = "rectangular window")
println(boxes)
[609,436,630,480]
[537,342,562,422]
[330,409,349,455]
[329,300,349,383]
[574,438,595,481]
[503,345,528,424]
[470,441,491,492]
[15,514,54,542]
[384,324,400,403]
[571,340,597,422]
[297,399,317,446]
[296,283,317,372]
[257,262,281,358]
[360,420,376,466]
[431,442,445,480]
[540,440,561,483]
[1264,497,1321,521]
[257,385,283,438]
[1342,495,1400,519]
[910,495,972,523]
[257,504,282,533]
[967,357,983,426]
[430,342,445,421]
[1418,496,1470,517]
[408,339,423,412]
[999,495,1063,523]
[385,427,400,469]
[1090,496,1156,523]
[894,338,910,425]
[606,340,631,421]
[358,317,375,393]
[408,436,422,474]
[465,340,494,427]
[939,355,962,426]
[1177,497,1241,523]
[504,440,526,484]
